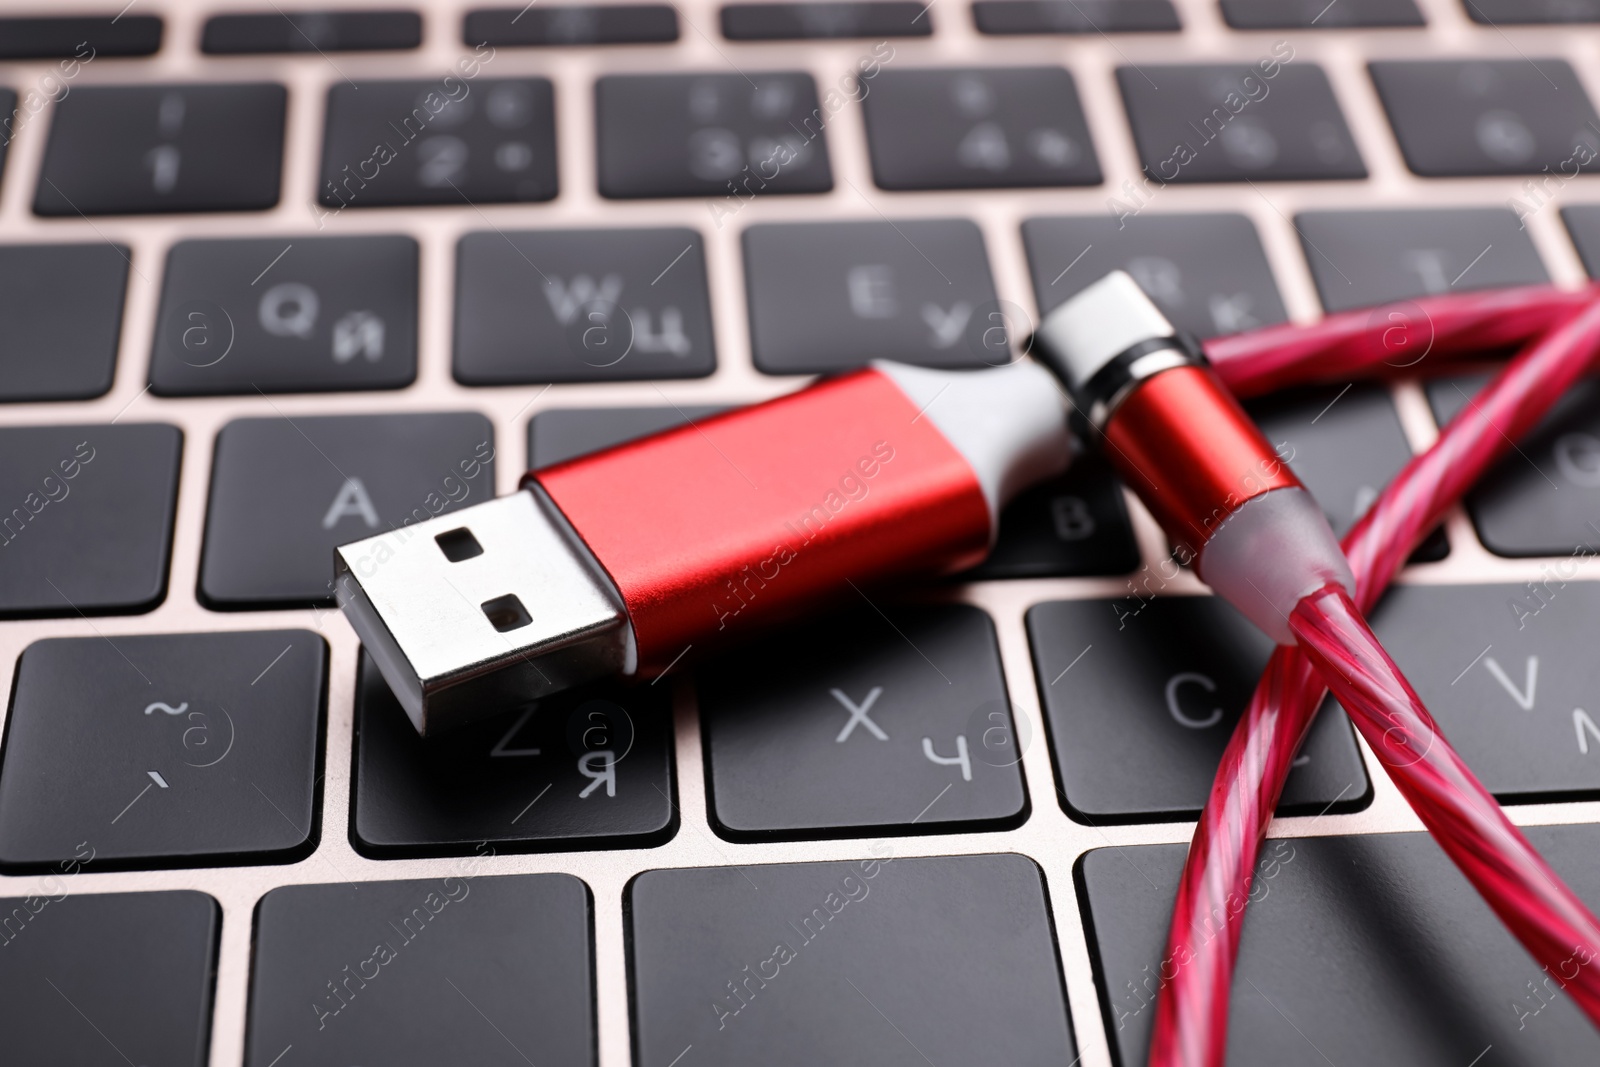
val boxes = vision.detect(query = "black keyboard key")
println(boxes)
[972,0,1179,33]
[863,67,1100,190]
[0,16,163,58]
[1561,205,1600,278]
[247,874,593,1064]
[1022,213,1287,337]
[630,854,1075,1061]
[1027,596,1368,821]
[528,405,729,466]
[1080,827,1600,1063]
[700,604,1027,839]
[320,78,557,209]
[1221,0,1424,27]
[149,235,417,395]
[455,228,715,384]
[201,413,494,607]
[1370,60,1600,178]
[596,72,833,199]
[0,891,216,1066]
[1361,583,1600,801]
[0,88,14,177]
[0,244,128,402]
[1249,384,1448,562]
[1294,208,1547,313]
[962,455,1140,579]
[744,218,1000,373]
[35,84,286,216]
[1118,62,1365,182]
[722,1,932,39]
[354,653,675,855]
[466,4,679,44]
[203,10,422,53]
[0,631,324,870]
[0,424,180,617]
[1464,0,1600,23]
[1427,373,1600,557]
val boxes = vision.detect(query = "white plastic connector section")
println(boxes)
[1198,486,1356,645]
[1033,270,1177,391]
[873,359,1072,536]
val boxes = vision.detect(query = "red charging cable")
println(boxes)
[1205,282,1598,398]
[1032,276,1600,1066]
[1150,295,1600,1066]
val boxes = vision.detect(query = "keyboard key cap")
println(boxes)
[1370,60,1600,177]
[1427,373,1600,556]
[961,455,1141,579]
[35,84,286,216]
[149,236,417,396]
[1561,205,1600,278]
[0,424,180,617]
[1464,0,1600,25]
[596,72,833,199]
[1080,826,1600,1063]
[203,10,422,53]
[465,4,679,44]
[455,228,716,384]
[863,67,1101,190]
[353,652,676,855]
[0,15,163,58]
[0,631,324,870]
[320,78,557,209]
[744,218,1001,373]
[721,1,932,39]
[1117,62,1365,182]
[1221,0,1424,27]
[529,405,729,466]
[699,603,1027,839]
[0,891,217,1066]
[247,874,593,1064]
[1361,583,1600,801]
[1294,208,1547,312]
[0,88,14,177]
[1022,213,1287,337]
[1027,596,1368,821]
[972,0,1179,33]
[630,854,1076,1062]
[0,244,129,402]
[1248,384,1448,562]
[200,413,494,607]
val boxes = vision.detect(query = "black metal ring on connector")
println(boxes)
[1061,331,1206,430]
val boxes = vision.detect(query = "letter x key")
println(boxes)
[832,686,888,742]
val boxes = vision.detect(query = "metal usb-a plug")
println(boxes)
[334,486,636,736]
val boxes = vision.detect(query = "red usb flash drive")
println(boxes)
[336,360,1070,734]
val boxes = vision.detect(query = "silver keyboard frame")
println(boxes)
[4,1,1600,1063]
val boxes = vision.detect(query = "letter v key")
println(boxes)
[1483,655,1538,711]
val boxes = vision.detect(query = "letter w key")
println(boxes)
[544,274,624,325]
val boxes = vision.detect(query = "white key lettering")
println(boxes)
[922,735,972,781]
[578,750,617,797]
[1483,655,1538,711]
[322,477,380,530]
[921,301,972,349]
[831,686,888,743]
[1165,672,1224,729]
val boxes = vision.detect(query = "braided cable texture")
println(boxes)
[1149,298,1600,1067]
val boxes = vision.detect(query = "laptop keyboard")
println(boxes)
[34,83,288,215]
[4,3,1600,1065]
